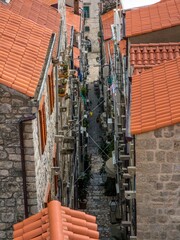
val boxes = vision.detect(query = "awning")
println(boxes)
[105,158,116,178]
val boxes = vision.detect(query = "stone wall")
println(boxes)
[0,85,37,239]
[136,124,180,240]
[33,77,56,210]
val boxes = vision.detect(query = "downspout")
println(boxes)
[19,114,36,218]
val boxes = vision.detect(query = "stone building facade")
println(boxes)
[0,67,57,239]
[136,124,180,240]
[83,0,100,53]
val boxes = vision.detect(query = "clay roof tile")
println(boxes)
[13,200,99,240]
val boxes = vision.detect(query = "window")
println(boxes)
[85,26,90,32]
[39,96,47,154]
[48,70,54,114]
[83,6,90,18]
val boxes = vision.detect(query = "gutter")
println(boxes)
[19,114,36,218]
[37,33,56,102]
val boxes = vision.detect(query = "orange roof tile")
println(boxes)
[101,9,114,40]
[4,0,61,57]
[39,0,57,5]
[130,42,180,74]
[0,6,52,97]
[104,40,114,63]
[73,47,80,68]
[131,57,180,134]
[126,0,180,37]
[13,200,99,240]
[66,6,81,33]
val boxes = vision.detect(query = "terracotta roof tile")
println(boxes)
[66,6,81,33]
[126,0,180,37]
[131,57,180,134]
[3,0,61,57]
[13,200,99,240]
[0,6,52,97]
[39,0,58,6]
[101,9,114,40]
[130,42,180,75]
[73,47,80,68]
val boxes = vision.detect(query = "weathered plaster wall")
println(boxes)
[136,124,180,240]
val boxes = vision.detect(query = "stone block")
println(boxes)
[12,99,24,107]
[5,148,15,154]
[166,151,179,163]
[174,140,180,151]
[136,139,157,150]
[173,164,180,173]
[159,139,173,150]
[0,103,11,113]
[154,129,163,138]
[9,154,21,161]
[155,151,165,162]
[172,174,180,181]
[6,199,16,207]
[160,174,171,181]
[165,182,179,191]
[161,164,172,173]
[24,139,34,148]
[24,148,34,155]
[146,151,154,162]
[1,213,14,223]
[0,150,8,159]
[24,124,32,133]
[0,161,13,169]
[0,231,6,239]
[0,170,8,176]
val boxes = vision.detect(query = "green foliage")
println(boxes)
[99,135,114,161]
[83,118,89,128]
[77,172,92,201]
[81,86,87,97]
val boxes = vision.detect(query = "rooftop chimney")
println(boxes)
[74,0,79,15]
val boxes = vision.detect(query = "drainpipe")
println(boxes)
[19,114,36,218]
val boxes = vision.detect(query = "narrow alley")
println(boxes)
[84,53,111,239]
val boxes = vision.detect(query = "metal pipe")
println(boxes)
[19,114,36,218]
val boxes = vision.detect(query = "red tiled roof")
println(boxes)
[126,0,180,37]
[4,0,61,57]
[13,200,99,240]
[130,42,180,74]
[104,40,114,63]
[39,0,57,5]
[73,47,80,68]
[0,6,52,97]
[66,6,81,32]
[101,9,114,40]
[131,57,180,134]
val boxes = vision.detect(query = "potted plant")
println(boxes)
[58,87,66,97]
[81,86,87,98]
[61,79,67,86]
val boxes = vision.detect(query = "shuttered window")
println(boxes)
[48,71,54,114]
[39,96,47,154]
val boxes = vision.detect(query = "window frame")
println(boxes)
[83,6,90,18]
[38,96,47,154]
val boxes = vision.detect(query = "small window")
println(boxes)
[39,96,47,154]
[85,26,90,32]
[83,6,90,18]
[48,70,54,114]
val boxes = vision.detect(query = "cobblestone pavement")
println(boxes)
[84,54,112,239]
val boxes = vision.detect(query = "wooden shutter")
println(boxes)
[39,96,47,154]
